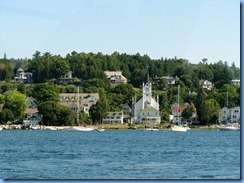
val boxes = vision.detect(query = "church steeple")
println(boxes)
[145,65,150,84]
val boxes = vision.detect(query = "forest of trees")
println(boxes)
[0,51,240,126]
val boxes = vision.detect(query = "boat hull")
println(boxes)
[96,129,105,132]
[217,127,240,131]
[70,126,95,131]
[144,128,159,131]
[171,125,187,132]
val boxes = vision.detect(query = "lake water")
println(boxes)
[0,129,240,179]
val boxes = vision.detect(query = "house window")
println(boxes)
[233,115,237,119]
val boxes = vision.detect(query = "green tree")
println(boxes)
[111,84,135,105]
[4,90,27,122]
[17,83,26,94]
[107,93,124,111]
[0,108,14,124]
[31,83,60,103]
[200,99,220,125]
[181,106,195,120]
[89,95,109,124]
[180,75,193,88]
[38,101,73,126]
[49,56,70,79]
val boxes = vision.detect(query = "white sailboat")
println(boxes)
[171,85,188,132]
[70,87,95,132]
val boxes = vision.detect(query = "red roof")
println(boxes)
[172,102,196,113]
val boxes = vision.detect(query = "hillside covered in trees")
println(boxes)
[0,51,240,126]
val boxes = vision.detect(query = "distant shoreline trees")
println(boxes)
[0,51,240,125]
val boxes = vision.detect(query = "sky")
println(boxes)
[0,0,240,68]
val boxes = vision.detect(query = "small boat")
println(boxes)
[45,126,58,130]
[30,125,40,130]
[96,128,105,132]
[171,85,188,132]
[217,123,240,131]
[0,127,3,130]
[70,126,95,132]
[171,124,187,132]
[144,128,159,131]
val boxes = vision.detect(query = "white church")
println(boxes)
[132,71,161,124]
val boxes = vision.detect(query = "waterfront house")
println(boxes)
[104,71,127,84]
[218,106,240,124]
[23,97,42,126]
[102,111,123,124]
[171,102,197,124]
[230,106,240,123]
[14,68,32,83]
[59,93,99,116]
[199,79,213,90]
[132,71,161,124]
[218,107,231,124]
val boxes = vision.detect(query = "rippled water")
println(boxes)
[0,129,240,179]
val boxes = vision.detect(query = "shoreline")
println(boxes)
[0,124,219,131]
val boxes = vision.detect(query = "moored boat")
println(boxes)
[45,126,58,130]
[144,128,158,131]
[217,123,240,131]
[171,124,187,132]
[70,126,95,131]
[96,128,105,132]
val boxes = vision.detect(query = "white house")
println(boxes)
[200,79,213,90]
[132,72,161,124]
[218,107,231,124]
[230,106,240,123]
[218,106,240,124]
[104,71,127,84]
[102,111,123,124]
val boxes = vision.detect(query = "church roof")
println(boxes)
[141,106,158,112]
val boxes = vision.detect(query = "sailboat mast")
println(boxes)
[178,85,180,119]
[226,85,229,108]
[77,87,79,125]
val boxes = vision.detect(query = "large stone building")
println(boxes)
[59,93,99,116]
[132,71,161,124]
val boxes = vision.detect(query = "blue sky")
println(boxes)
[0,0,240,67]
